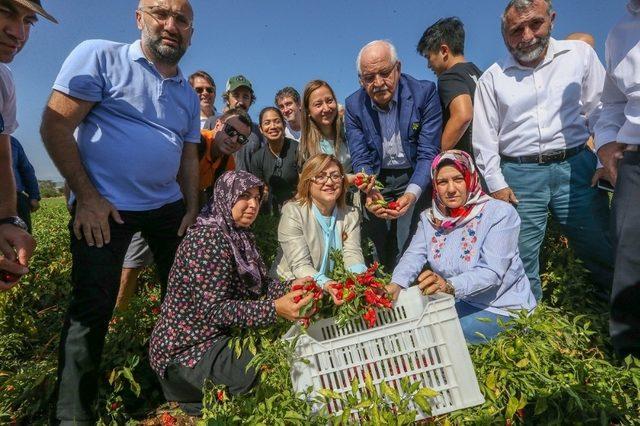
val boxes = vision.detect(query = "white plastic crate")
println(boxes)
[285,287,485,420]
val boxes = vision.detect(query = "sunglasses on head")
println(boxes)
[195,87,214,94]
[223,122,249,145]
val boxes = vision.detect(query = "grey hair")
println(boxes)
[356,40,399,75]
[501,0,554,34]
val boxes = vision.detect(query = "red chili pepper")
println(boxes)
[0,270,20,284]
[161,412,177,426]
[364,288,378,305]
[388,201,399,210]
[354,175,364,186]
[293,295,302,303]
[110,401,120,411]
[362,308,377,328]
[291,284,304,291]
[217,389,226,402]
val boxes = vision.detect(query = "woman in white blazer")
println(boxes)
[272,154,366,299]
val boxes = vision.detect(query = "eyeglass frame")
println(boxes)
[137,6,193,31]
[223,122,249,146]
[359,61,399,85]
[310,172,344,185]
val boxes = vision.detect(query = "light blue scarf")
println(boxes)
[319,138,335,155]
[311,203,342,285]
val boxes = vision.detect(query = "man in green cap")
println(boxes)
[0,0,57,290]
[203,74,264,171]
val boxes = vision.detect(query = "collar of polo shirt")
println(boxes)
[128,40,186,84]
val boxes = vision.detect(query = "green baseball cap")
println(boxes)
[226,75,253,93]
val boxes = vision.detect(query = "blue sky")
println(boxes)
[10,0,625,181]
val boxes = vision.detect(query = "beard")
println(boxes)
[142,27,186,65]
[507,33,551,64]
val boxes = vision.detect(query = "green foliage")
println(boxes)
[37,181,64,198]
[0,200,638,425]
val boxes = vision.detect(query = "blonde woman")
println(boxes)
[298,80,355,183]
[273,154,366,299]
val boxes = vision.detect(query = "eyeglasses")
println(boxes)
[223,123,249,145]
[138,7,193,31]
[311,172,344,185]
[195,87,214,94]
[359,62,398,85]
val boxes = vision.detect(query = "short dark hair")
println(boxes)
[274,87,301,105]
[259,106,285,126]
[188,70,215,88]
[417,17,466,57]
[219,107,252,128]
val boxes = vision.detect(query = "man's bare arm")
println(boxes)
[441,94,473,152]
[40,91,97,200]
[0,134,17,217]
[177,142,200,236]
[40,91,123,247]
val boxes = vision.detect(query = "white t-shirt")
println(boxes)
[285,122,301,141]
[0,64,18,135]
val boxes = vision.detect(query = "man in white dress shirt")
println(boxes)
[472,0,613,301]
[594,0,640,358]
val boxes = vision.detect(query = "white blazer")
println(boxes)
[271,200,365,281]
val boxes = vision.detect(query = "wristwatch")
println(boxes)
[0,216,28,231]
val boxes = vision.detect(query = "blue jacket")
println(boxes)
[11,137,40,200]
[345,73,442,193]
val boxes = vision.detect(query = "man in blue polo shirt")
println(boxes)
[40,0,200,423]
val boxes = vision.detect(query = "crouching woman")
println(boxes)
[388,150,536,344]
[149,171,313,415]
[273,153,367,297]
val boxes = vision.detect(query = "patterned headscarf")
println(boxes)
[194,170,266,293]
[427,150,492,231]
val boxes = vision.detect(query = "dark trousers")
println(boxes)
[55,200,185,424]
[363,168,428,271]
[610,151,640,358]
[16,192,32,233]
[159,336,258,416]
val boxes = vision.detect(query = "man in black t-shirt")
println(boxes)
[417,17,482,155]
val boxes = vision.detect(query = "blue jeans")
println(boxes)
[501,149,613,301]
[455,300,511,344]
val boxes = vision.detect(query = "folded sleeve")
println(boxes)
[472,73,508,193]
[52,40,107,102]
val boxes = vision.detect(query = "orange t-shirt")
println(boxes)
[199,130,235,190]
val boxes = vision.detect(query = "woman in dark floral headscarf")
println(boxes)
[149,170,313,416]
[388,150,536,344]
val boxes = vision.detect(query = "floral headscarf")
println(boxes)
[427,150,492,231]
[194,170,266,293]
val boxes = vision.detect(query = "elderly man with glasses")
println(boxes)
[40,0,201,423]
[345,39,442,270]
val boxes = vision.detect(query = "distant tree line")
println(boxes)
[38,180,64,198]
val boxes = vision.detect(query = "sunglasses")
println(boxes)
[223,123,249,145]
[195,87,215,94]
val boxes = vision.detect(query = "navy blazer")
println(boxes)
[345,73,442,193]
